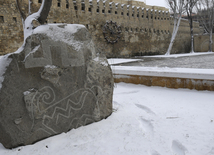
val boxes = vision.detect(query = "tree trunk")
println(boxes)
[165,17,182,55]
[189,18,194,53]
[209,29,213,52]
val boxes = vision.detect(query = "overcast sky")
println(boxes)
[141,0,169,9]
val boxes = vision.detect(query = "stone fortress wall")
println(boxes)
[194,34,214,52]
[0,0,200,57]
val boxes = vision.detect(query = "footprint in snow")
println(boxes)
[139,117,154,136]
[135,104,156,115]
[113,101,121,106]
[113,101,121,111]
[171,140,187,155]
[206,147,214,155]
[116,90,139,95]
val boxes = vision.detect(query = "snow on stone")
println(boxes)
[0,83,213,155]
[93,57,108,66]
[0,55,12,90]
[108,58,141,65]
[23,88,36,96]
[93,57,99,61]
[33,24,85,51]
[24,45,40,61]
[23,91,31,96]
[45,65,57,69]
[112,66,214,80]
[14,44,25,54]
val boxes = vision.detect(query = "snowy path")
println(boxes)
[118,53,214,69]
[0,83,214,155]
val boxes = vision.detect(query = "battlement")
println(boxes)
[0,0,200,57]
[0,0,170,26]
[48,0,170,23]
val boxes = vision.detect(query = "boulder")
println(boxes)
[0,24,114,149]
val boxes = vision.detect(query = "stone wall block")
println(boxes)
[111,2,116,20]
[91,0,97,15]
[134,6,137,19]
[105,0,110,20]
[123,4,127,21]
[99,0,104,16]
[84,0,90,14]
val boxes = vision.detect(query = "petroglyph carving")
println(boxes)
[24,85,102,134]
[24,38,85,68]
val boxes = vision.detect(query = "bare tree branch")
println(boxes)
[16,0,26,22]
[16,0,52,40]
[37,0,52,24]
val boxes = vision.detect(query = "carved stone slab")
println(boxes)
[0,24,114,149]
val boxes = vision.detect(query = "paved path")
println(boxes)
[116,53,214,69]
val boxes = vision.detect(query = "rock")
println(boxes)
[0,24,114,149]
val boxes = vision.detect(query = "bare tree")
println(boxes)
[196,0,214,52]
[184,0,199,53]
[165,0,185,55]
[16,0,52,40]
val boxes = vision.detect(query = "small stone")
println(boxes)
[14,117,22,125]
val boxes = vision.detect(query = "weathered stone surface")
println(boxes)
[0,24,114,149]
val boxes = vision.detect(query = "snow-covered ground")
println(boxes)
[108,52,214,66]
[1,83,213,155]
[112,66,214,80]
[142,52,214,58]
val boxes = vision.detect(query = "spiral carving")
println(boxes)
[37,86,56,105]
